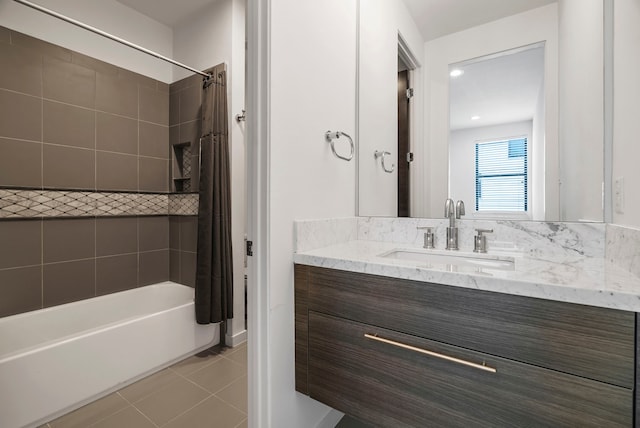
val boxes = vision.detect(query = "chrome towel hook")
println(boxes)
[374,150,395,173]
[325,131,355,161]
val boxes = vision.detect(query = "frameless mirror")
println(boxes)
[357,0,606,222]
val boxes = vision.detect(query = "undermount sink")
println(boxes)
[378,248,515,271]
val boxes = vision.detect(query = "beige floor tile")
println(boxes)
[188,357,246,394]
[224,345,247,367]
[235,418,248,428]
[215,375,247,414]
[49,393,129,428]
[163,396,245,428]
[89,407,155,428]
[118,368,180,403]
[170,350,221,377]
[133,377,210,426]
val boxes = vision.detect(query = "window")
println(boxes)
[475,138,528,212]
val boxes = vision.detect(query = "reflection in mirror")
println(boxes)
[357,0,606,222]
[449,44,545,220]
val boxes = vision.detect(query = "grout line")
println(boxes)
[154,394,212,428]
[130,405,161,428]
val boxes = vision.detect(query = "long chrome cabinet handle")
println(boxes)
[364,333,497,374]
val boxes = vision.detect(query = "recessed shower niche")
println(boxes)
[172,142,193,192]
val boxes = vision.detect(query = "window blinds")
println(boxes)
[475,138,528,212]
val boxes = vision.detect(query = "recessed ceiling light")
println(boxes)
[450,69,464,77]
[471,115,480,120]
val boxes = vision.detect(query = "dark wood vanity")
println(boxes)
[295,264,637,427]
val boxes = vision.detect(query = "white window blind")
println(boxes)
[475,138,528,212]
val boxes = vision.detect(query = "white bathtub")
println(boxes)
[0,282,218,428]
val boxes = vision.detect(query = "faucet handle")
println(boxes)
[473,229,493,253]
[417,226,435,249]
[475,228,493,236]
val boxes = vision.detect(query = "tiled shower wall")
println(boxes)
[0,27,177,317]
[167,74,204,287]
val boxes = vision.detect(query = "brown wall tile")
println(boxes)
[96,72,137,118]
[0,138,42,187]
[96,217,138,257]
[43,101,95,149]
[11,31,72,61]
[139,250,169,286]
[0,220,41,269]
[179,84,201,123]
[139,157,168,192]
[96,112,137,155]
[0,89,41,141]
[140,86,169,125]
[97,151,138,191]
[96,254,138,295]
[180,216,198,252]
[43,57,95,108]
[169,249,180,282]
[43,144,95,189]
[120,68,156,90]
[139,122,168,159]
[169,125,179,146]
[71,51,118,77]
[179,120,200,146]
[0,26,10,44]
[43,259,95,307]
[0,43,42,96]
[169,217,180,250]
[139,216,169,251]
[0,266,42,317]
[180,251,197,287]
[43,218,95,263]
[157,82,169,93]
[169,91,180,126]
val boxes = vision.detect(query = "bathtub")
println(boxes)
[0,282,218,428]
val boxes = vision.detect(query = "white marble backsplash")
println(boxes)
[294,217,357,253]
[607,224,640,278]
[357,217,605,262]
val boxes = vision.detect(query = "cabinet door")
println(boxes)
[307,266,635,387]
[308,311,633,428]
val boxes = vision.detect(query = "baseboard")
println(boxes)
[225,328,247,347]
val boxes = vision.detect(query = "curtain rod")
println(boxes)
[12,0,211,79]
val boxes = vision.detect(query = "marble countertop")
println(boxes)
[294,240,640,312]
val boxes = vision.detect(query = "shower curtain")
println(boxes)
[195,63,234,329]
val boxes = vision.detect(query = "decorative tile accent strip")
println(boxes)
[169,193,199,215]
[0,189,199,218]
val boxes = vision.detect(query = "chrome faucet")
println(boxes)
[444,199,465,250]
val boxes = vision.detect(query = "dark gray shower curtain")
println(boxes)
[195,63,233,326]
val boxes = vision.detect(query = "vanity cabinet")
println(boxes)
[295,265,636,427]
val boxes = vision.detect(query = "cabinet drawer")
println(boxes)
[305,266,635,387]
[308,311,633,428]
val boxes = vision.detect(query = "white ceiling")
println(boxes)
[402,0,556,41]
[116,0,218,27]
[449,46,545,131]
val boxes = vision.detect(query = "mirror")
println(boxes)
[357,0,606,222]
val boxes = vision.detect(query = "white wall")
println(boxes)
[450,121,534,219]
[612,0,640,227]
[358,0,424,217]
[0,0,174,82]
[423,4,559,220]
[558,0,604,222]
[173,0,247,344]
[267,0,357,425]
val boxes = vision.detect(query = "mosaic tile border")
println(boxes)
[0,189,199,218]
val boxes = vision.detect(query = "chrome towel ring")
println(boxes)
[325,131,355,161]
[374,150,395,173]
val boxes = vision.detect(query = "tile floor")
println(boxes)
[40,343,247,428]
